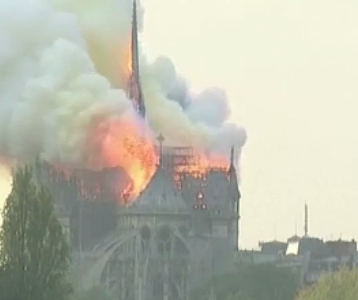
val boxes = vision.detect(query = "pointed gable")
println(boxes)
[133,166,187,212]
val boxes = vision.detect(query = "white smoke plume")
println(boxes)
[0,0,246,169]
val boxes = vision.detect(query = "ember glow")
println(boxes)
[125,38,133,76]
[100,116,157,203]
[122,42,132,86]
[175,152,229,177]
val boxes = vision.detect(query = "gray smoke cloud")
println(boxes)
[0,0,246,169]
[149,55,246,151]
[187,88,230,128]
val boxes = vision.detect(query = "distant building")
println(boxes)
[259,240,287,255]
[286,236,325,257]
[325,239,357,257]
[241,236,358,287]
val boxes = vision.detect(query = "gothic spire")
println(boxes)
[228,146,239,195]
[129,0,146,118]
[229,146,235,174]
[157,133,165,167]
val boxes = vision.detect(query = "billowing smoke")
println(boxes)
[144,56,246,151]
[150,56,231,126]
[0,0,246,170]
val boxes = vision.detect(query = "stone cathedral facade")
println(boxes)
[33,144,241,300]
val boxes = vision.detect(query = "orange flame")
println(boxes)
[100,117,157,203]
[172,151,230,190]
[175,151,229,177]
[124,37,133,81]
[125,43,133,78]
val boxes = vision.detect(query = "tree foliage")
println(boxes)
[72,286,112,300]
[295,267,358,300]
[191,263,298,300]
[0,166,72,300]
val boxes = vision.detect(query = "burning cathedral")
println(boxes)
[29,1,242,299]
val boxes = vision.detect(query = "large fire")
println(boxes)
[45,38,232,205]
[48,126,231,204]
[166,148,231,190]
[100,116,157,203]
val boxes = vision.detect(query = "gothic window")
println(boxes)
[175,237,189,256]
[140,226,151,252]
[170,281,179,300]
[158,226,171,256]
[179,226,189,238]
[153,275,164,299]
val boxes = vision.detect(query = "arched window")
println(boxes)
[170,281,179,300]
[175,237,189,256]
[179,226,189,238]
[140,226,151,252]
[153,275,164,299]
[158,226,171,256]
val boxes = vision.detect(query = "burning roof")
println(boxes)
[0,0,246,206]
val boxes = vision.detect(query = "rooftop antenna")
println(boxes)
[304,203,308,237]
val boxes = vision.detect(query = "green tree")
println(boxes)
[223,292,254,300]
[295,267,358,300]
[0,166,72,300]
[72,286,112,300]
[240,263,298,300]
[192,263,298,300]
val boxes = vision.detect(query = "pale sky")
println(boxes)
[142,0,358,248]
[1,0,358,248]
